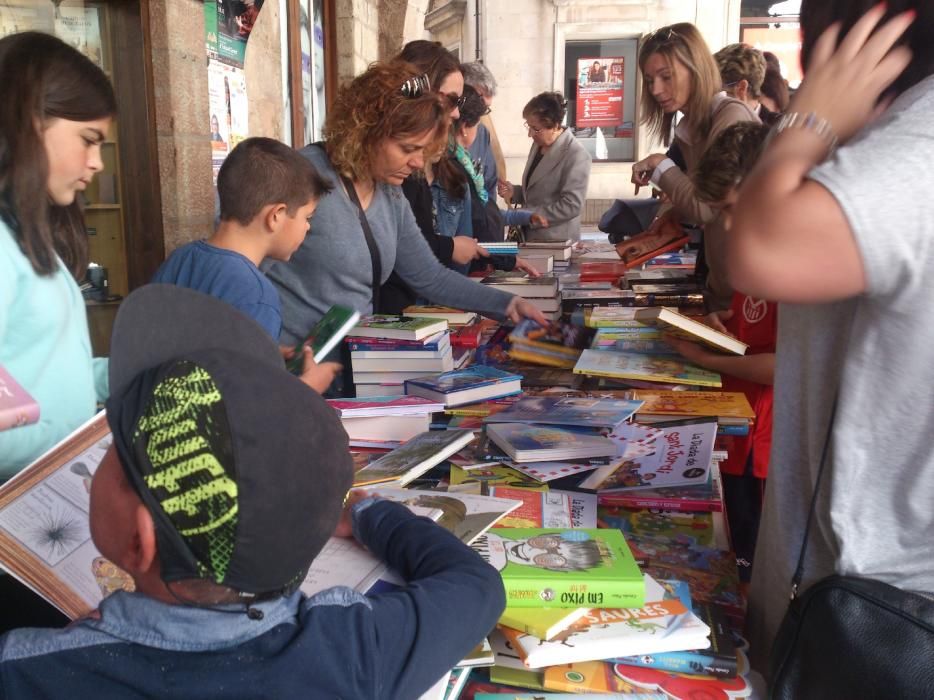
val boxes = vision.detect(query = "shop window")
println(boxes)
[563,38,638,162]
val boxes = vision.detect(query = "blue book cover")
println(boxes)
[405,365,522,394]
[484,396,643,429]
[486,423,616,456]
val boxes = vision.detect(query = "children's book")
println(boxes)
[634,308,747,355]
[581,419,717,492]
[498,604,592,642]
[450,322,484,349]
[598,507,726,550]
[611,656,752,699]
[449,464,547,494]
[507,320,595,369]
[328,395,444,417]
[349,314,448,341]
[346,330,450,352]
[362,487,522,546]
[0,413,130,619]
[598,482,722,512]
[488,486,573,529]
[585,307,646,328]
[484,396,642,430]
[444,667,472,700]
[592,327,664,347]
[486,665,546,692]
[573,350,722,388]
[405,366,523,408]
[542,661,668,697]
[352,430,475,487]
[507,460,601,484]
[486,423,618,463]
[632,390,755,421]
[286,304,361,373]
[470,527,644,609]
[0,364,40,431]
[402,305,478,325]
[499,576,706,668]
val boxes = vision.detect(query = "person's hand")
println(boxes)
[332,489,374,538]
[529,213,549,228]
[662,333,711,366]
[505,296,549,326]
[512,257,542,278]
[497,180,515,203]
[297,347,341,394]
[451,236,491,265]
[631,153,666,194]
[787,4,914,146]
[704,309,734,336]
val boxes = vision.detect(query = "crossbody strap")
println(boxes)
[790,394,839,600]
[339,173,383,313]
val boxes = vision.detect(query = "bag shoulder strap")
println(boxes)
[340,171,383,313]
[790,394,839,599]
[313,142,383,312]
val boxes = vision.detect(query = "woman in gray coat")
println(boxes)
[498,92,592,242]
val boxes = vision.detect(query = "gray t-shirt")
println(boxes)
[747,75,934,671]
[264,145,513,344]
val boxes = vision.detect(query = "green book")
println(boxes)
[349,314,448,341]
[471,528,644,609]
[286,305,360,375]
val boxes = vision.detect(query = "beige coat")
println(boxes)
[513,128,592,242]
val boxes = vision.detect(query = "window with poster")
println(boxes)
[563,38,638,162]
[286,0,333,147]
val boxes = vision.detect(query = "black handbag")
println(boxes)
[769,397,934,699]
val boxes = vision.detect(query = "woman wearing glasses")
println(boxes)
[630,23,758,310]
[264,60,547,364]
[498,92,592,243]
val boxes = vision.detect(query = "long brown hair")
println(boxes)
[0,32,117,278]
[324,59,449,182]
[638,23,720,146]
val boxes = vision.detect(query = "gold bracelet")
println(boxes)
[769,111,839,155]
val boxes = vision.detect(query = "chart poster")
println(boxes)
[207,59,249,184]
[576,57,624,128]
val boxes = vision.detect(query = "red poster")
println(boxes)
[576,57,624,128]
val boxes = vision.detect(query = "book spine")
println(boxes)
[596,495,720,512]
[348,341,443,351]
[611,649,738,678]
[716,423,750,436]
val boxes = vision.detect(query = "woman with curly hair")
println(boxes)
[265,60,547,353]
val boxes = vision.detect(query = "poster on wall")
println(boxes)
[576,57,624,129]
[207,59,249,184]
[211,0,265,68]
[53,6,103,68]
[0,3,53,39]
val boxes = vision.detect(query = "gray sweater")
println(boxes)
[265,145,514,344]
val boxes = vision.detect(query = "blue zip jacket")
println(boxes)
[0,500,506,699]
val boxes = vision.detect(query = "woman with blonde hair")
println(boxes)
[265,60,546,367]
[629,23,758,310]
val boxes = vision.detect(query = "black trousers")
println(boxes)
[721,453,765,584]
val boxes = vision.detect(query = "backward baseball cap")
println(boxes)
[105,285,353,597]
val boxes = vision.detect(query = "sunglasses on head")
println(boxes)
[647,26,681,45]
[400,73,431,98]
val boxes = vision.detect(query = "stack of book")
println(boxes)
[346,315,453,397]
[480,272,561,321]
[405,365,523,408]
[518,239,572,274]
[327,395,444,448]
[478,241,519,256]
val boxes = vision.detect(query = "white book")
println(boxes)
[341,413,431,443]
[485,423,618,463]
[350,354,454,372]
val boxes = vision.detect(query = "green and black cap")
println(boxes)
[105,285,353,598]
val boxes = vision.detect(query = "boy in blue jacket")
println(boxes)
[0,285,506,699]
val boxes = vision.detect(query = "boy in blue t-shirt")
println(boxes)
[154,137,339,392]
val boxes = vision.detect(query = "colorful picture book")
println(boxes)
[634,308,747,355]
[573,350,722,388]
[597,481,722,512]
[0,413,125,619]
[632,390,755,421]
[286,304,361,373]
[401,305,478,326]
[470,527,644,609]
[349,314,448,341]
[540,660,668,696]
[0,364,40,431]
[484,396,642,429]
[362,487,522,546]
[488,486,575,529]
[352,429,475,487]
[485,423,618,463]
[404,366,523,407]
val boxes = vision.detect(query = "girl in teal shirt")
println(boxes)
[0,33,117,481]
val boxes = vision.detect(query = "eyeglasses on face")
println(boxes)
[523,121,544,135]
